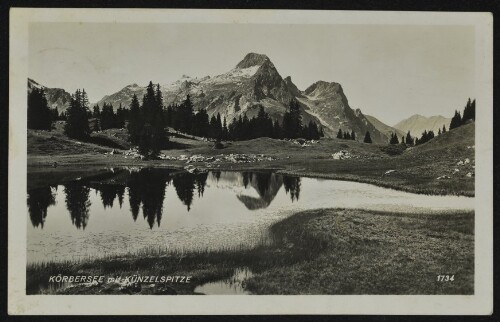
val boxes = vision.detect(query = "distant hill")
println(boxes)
[28,78,72,114]
[365,114,405,141]
[393,114,451,136]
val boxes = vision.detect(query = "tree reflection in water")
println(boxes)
[63,183,91,230]
[27,186,56,228]
[28,169,301,229]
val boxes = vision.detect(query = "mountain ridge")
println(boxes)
[29,53,394,142]
[393,114,451,136]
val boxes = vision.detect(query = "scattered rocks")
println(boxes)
[286,138,319,147]
[124,148,144,159]
[466,172,473,178]
[332,150,352,160]
[437,175,451,180]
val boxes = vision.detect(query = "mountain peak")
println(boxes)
[304,80,342,97]
[236,53,270,69]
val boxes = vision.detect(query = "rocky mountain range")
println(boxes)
[28,53,453,144]
[28,78,71,113]
[393,114,451,136]
[94,53,389,142]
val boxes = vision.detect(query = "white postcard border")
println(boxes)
[8,8,493,315]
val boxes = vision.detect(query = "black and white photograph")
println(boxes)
[8,8,493,315]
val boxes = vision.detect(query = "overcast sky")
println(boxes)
[29,23,475,125]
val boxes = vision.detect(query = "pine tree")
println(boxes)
[390,132,399,144]
[449,110,462,130]
[350,130,356,141]
[363,131,372,143]
[222,117,229,140]
[337,129,343,139]
[116,103,125,128]
[470,99,476,121]
[64,89,91,139]
[28,88,52,130]
[442,124,447,133]
[438,128,441,135]
[405,131,414,145]
[283,99,302,139]
[127,94,141,145]
[180,95,193,133]
[93,105,101,118]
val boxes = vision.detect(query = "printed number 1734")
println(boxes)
[437,275,455,282]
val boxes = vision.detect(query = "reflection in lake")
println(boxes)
[27,186,56,228]
[27,168,473,263]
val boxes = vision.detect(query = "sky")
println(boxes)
[29,23,475,125]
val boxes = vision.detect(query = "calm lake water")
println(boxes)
[27,168,474,264]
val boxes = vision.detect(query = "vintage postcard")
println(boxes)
[8,8,493,315]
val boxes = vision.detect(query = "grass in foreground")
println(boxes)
[27,208,474,295]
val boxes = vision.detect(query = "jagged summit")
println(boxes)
[236,53,271,69]
[284,76,302,97]
[304,80,342,98]
[84,52,390,142]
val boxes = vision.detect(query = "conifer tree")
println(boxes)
[363,131,372,143]
[442,124,447,133]
[127,94,141,145]
[351,130,356,141]
[337,129,343,139]
[405,131,414,145]
[64,89,91,139]
[93,105,101,118]
[449,110,462,130]
[282,99,302,139]
[28,88,52,130]
[389,132,399,144]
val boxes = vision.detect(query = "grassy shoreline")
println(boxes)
[27,208,474,295]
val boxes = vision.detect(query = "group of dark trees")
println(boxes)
[336,128,356,141]
[29,84,324,154]
[450,98,476,130]
[27,88,53,130]
[165,97,323,141]
[64,89,92,140]
[27,169,303,230]
[127,82,168,158]
[93,103,127,130]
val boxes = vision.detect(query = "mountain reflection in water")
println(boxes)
[26,168,473,264]
[27,169,301,230]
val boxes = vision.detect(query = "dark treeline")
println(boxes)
[93,103,128,130]
[27,170,302,230]
[413,97,475,146]
[127,82,168,158]
[165,96,323,141]
[28,88,51,130]
[336,129,356,141]
[64,89,92,140]
[29,84,323,151]
[450,98,476,130]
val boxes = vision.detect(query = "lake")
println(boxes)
[27,168,474,264]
